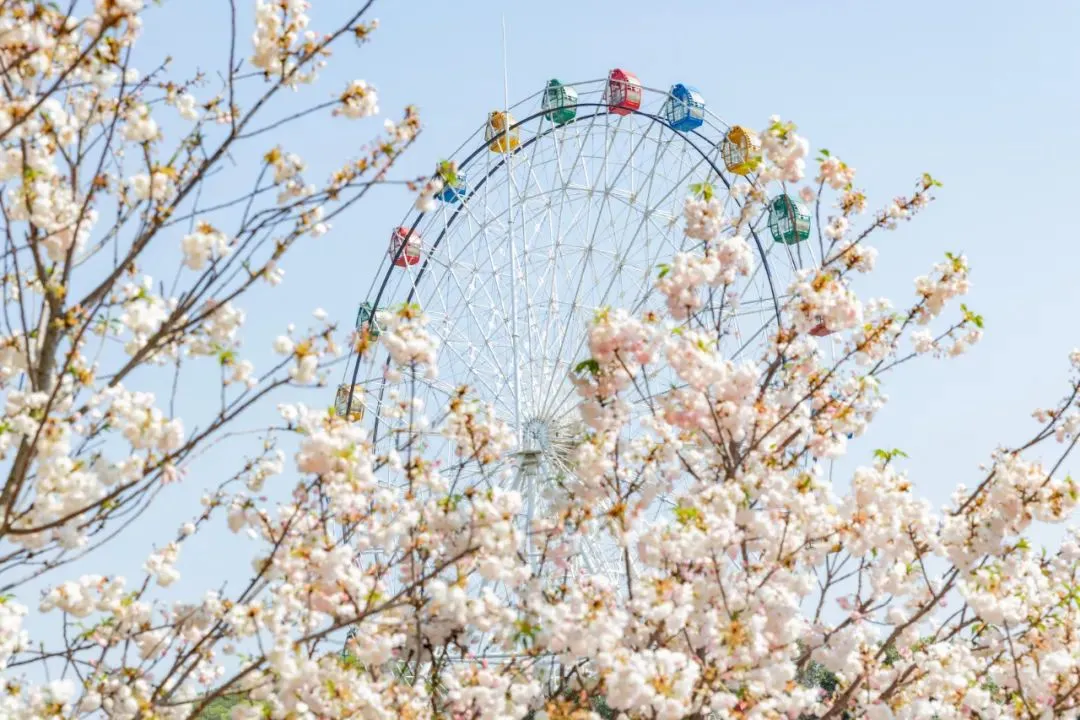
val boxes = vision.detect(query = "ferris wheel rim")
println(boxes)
[346,103,785,428]
[362,78,754,306]
[429,78,738,169]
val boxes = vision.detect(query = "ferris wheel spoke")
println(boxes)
[486,167,604,423]
[578,532,618,580]
[525,195,612,415]
[533,190,586,411]
[415,254,519,413]
[530,119,677,419]
[526,116,613,370]
[536,135,714,419]
[728,310,778,361]
[475,207,514,337]
[566,113,602,196]
[436,330,512,405]
[531,210,618,416]
[521,212,579,413]
[516,141,575,414]
[470,237,518,410]
[507,143,594,416]
[430,185,516,352]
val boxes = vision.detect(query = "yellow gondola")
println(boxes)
[334,384,364,422]
[486,111,520,153]
[720,126,762,176]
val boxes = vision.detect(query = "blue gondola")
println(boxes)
[664,83,705,132]
[437,173,467,203]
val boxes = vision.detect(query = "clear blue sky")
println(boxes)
[18,0,1080,627]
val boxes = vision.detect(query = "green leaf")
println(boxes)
[437,494,464,512]
[573,359,600,377]
[688,181,714,201]
[656,263,671,279]
[673,506,700,526]
[873,448,909,463]
[436,159,459,186]
[959,303,984,329]
[512,619,540,646]
[944,251,966,273]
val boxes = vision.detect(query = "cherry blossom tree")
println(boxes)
[3,2,1080,720]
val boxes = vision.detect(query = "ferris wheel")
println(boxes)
[337,70,823,587]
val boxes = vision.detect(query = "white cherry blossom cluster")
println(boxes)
[683,193,725,240]
[1,130,99,262]
[129,167,178,202]
[3,5,1079,713]
[656,233,753,321]
[569,308,660,434]
[251,0,327,85]
[0,599,28,671]
[378,303,440,380]
[914,252,972,322]
[588,308,657,376]
[334,79,380,119]
[414,175,445,212]
[444,390,516,464]
[825,223,880,276]
[181,221,232,270]
[166,85,201,122]
[123,103,159,143]
[817,154,857,190]
[265,147,315,206]
[144,541,182,587]
[760,115,810,183]
[788,269,865,336]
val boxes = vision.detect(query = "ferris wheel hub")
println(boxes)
[522,417,552,453]
[513,414,586,477]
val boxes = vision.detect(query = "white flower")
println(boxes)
[123,104,158,142]
[0,599,29,670]
[683,195,724,241]
[144,543,180,587]
[129,169,176,201]
[415,176,444,212]
[273,336,294,355]
[911,329,935,354]
[175,92,200,121]
[181,222,231,270]
[334,79,380,119]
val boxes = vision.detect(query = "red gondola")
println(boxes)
[607,68,642,116]
[389,226,421,267]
